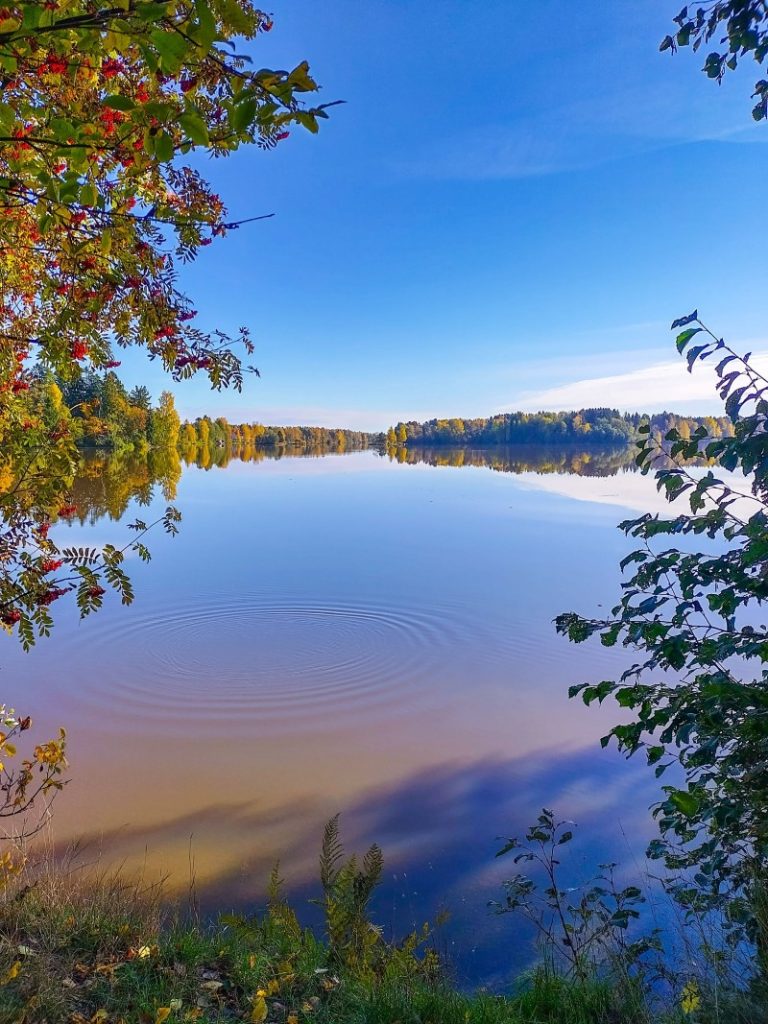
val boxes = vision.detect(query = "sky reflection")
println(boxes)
[3,447,676,986]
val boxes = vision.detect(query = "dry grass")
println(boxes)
[0,852,166,1022]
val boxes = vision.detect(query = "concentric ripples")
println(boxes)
[49,591,623,732]
[59,596,479,726]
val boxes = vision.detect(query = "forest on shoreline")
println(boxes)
[386,409,734,448]
[24,369,735,457]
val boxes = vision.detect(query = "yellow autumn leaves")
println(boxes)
[250,991,267,1022]
[0,731,17,774]
[153,1001,182,1024]
[34,728,67,769]
[147,975,292,1024]
[681,980,701,1015]
[69,1002,192,1024]
[0,959,21,986]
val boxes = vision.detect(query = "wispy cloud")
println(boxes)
[398,77,764,181]
[511,349,768,413]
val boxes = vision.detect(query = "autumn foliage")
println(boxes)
[0,0,332,387]
[0,0,330,844]
[0,0,331,640]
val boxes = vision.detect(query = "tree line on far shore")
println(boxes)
[177,416,377,455]
[27,370,379,455]
[25,370,736,458]
[386,409,734,448]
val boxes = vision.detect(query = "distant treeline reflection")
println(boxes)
[385,445,637,476]
[179,442,638,476]
[69,444,644,522]
[178,418,377,457]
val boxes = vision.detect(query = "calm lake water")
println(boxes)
[4,445,672,987]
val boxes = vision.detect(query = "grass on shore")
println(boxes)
[0,858,766,1024]
[0,861,662,1024]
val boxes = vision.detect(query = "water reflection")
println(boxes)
[6,444,664,988]
[385,444,637,477]
[71,448,182,523]
[72,444,638,519]
[48,747,658,989]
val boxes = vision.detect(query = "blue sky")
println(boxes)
[119,0,768,430]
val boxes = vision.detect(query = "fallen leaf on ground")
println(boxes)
[0,960,20,985]
[250,993,267,1022]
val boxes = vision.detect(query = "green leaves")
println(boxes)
[179,111,209,146]
[669,789,700,818]
[662,2,768,118]
[675,326,702,352]
[191,0,217,52]
[0,102,15,130]
[296,111,320,134]
[150,29,188,73]
[287,61,318,93]
[153,130,175,162]
[600,623,621,647]
[79,183,97,207]
[561,312,768,948]
[220,0,254,34]
[103,95,136,111]
[135,1,171,21]
[676,24,692,46]
[704,52,726,79]
[494,810,657,977]
[230,96,257,133]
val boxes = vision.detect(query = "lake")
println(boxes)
[3,444,671,988]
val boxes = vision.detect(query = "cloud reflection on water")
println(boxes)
[6,445,682,987]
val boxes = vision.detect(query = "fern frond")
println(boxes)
[220,911,257,942]
[320,813,343,891]
[326,892,351,952]
[267,860,283,907]
[362,843,384,891]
